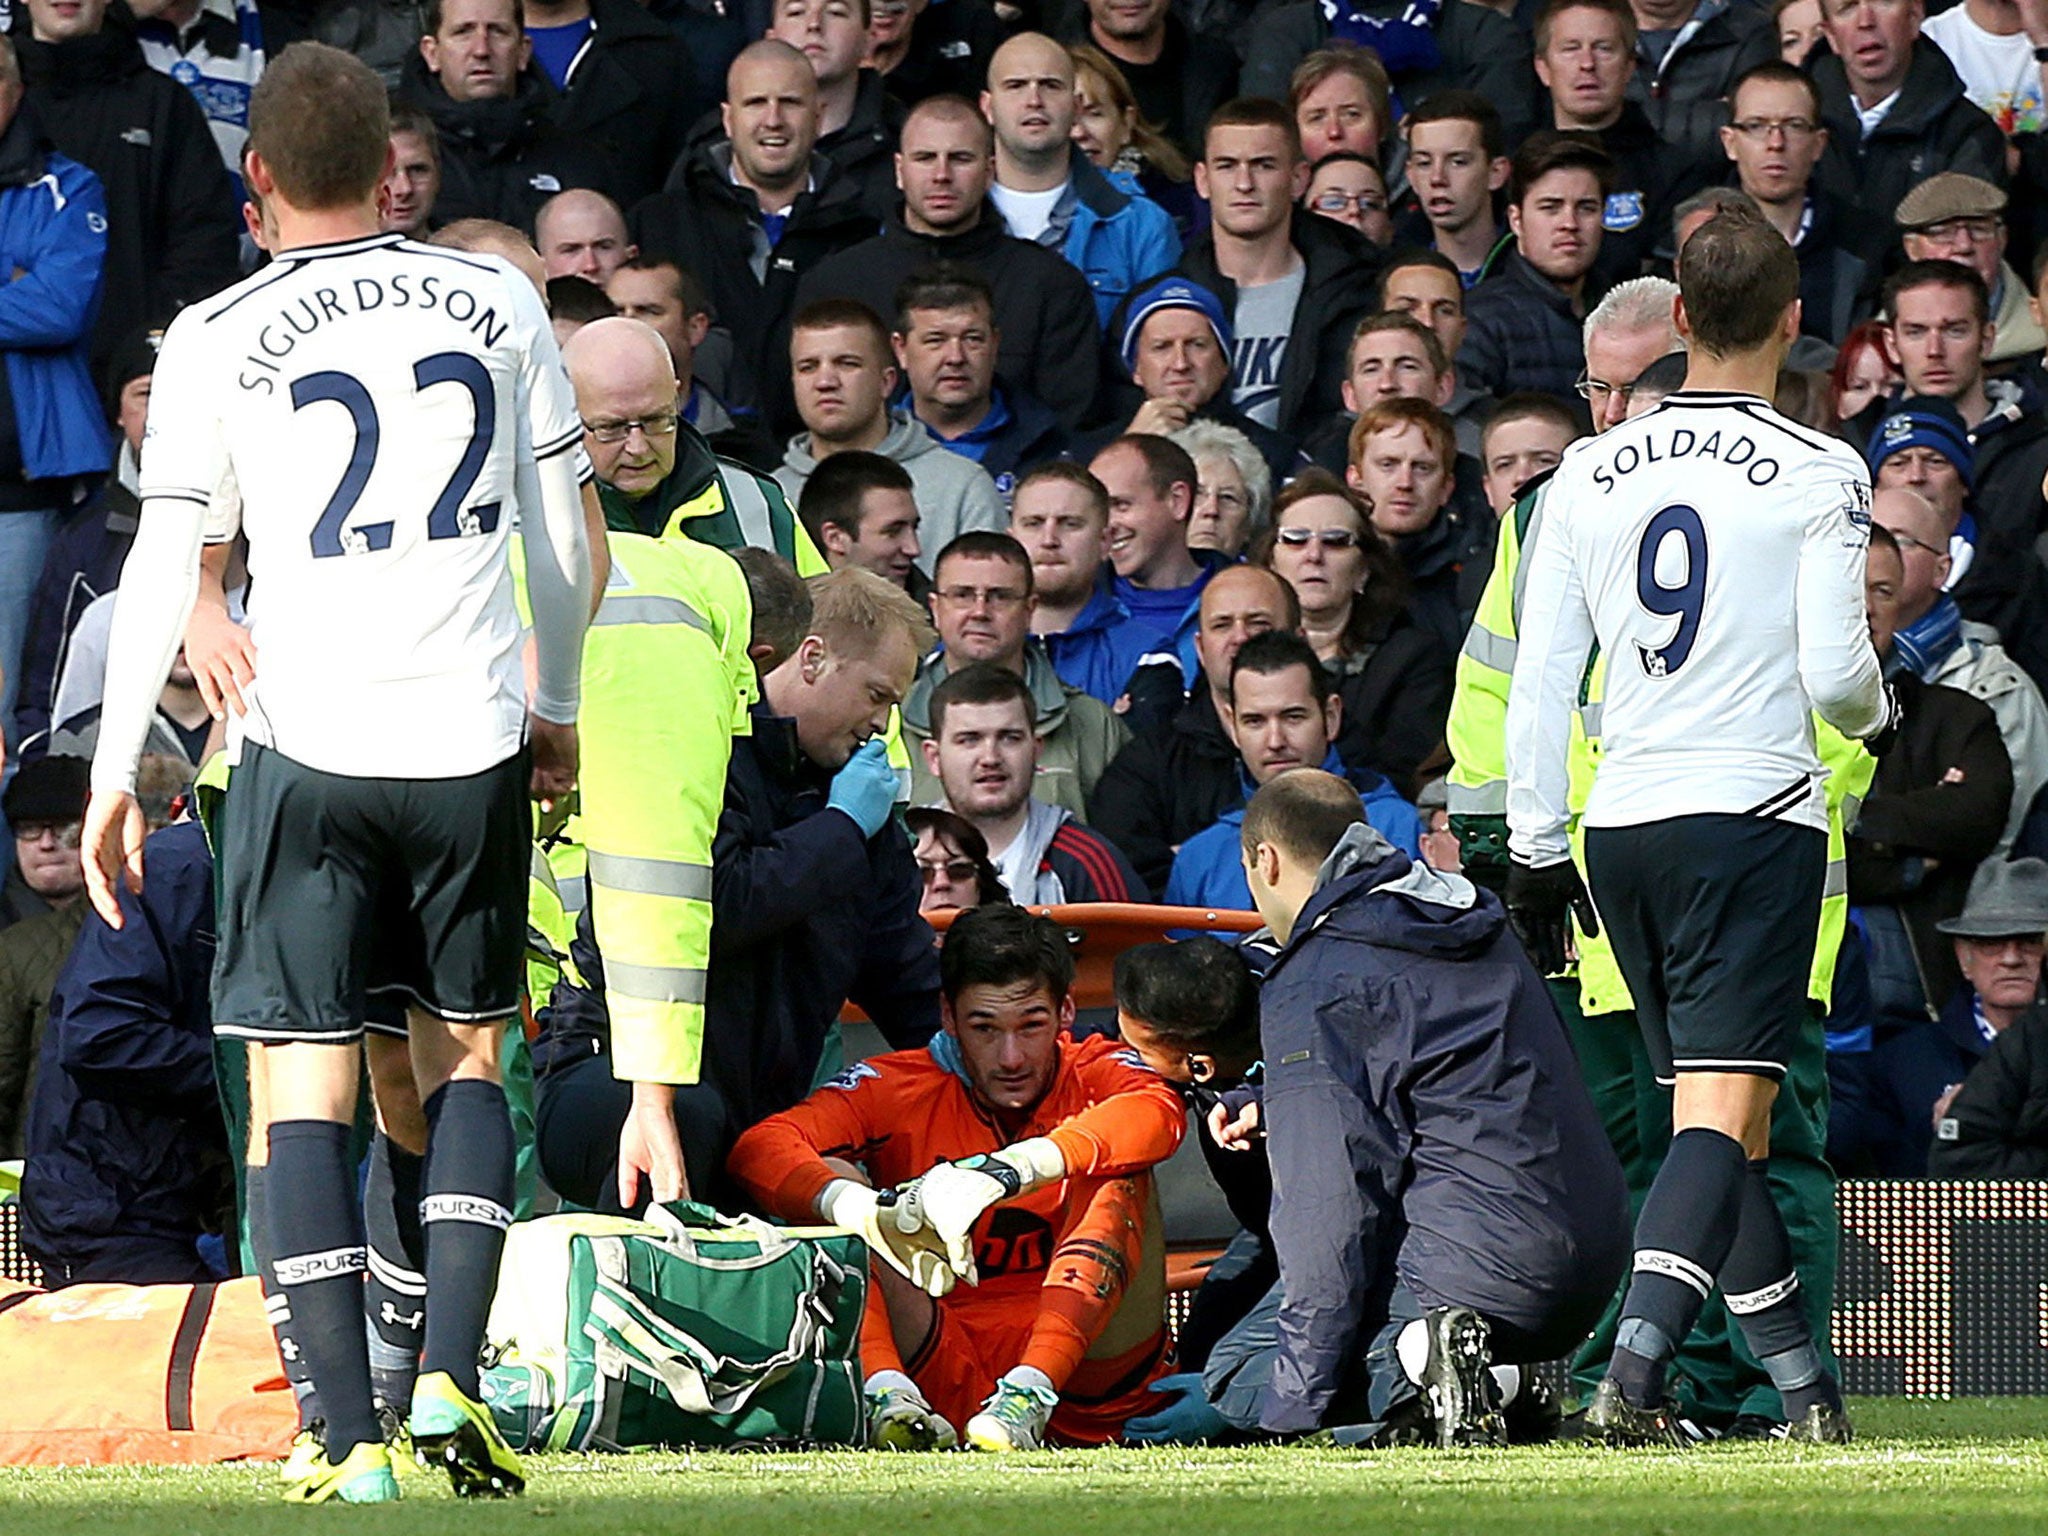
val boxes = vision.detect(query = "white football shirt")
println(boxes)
[140,233,584,779]
[1505,390,1889,866]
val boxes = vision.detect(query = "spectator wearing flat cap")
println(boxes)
[1926,857,2048,1178]
[1087,276,1302,482]
[0,753,84,929]
[1896,172,2046,367]
[1867,395,2048,697]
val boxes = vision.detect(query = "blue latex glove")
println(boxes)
[1123,1373,1228,1445]
[826,737,897,839]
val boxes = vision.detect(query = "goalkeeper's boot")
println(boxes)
[1583,1377,1691,1449]
[1786,1402,1854,1446]
[1419,1306,1507,1450]
[867,1383,959,1451]
[282,1438,400,1505]
[965,1376,1058,1452]
[411,1370,526,1497]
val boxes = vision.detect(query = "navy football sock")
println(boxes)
[1609,1126,1748,1409]
[364,1132,428,1414]
[1722,1160,1840,1421]
[246,1162,324,1430]
[419,1079,515,1400]
[267,1119,379,1458]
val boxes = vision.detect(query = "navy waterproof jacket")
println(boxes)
[1257,832,1630,1433]
[21,819,231,1284]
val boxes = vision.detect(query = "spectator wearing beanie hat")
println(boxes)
[1868,395,2048,696]
[1088,276,1301,481]
[12,328,159,758]
[0,753,90,1156]
[0,753,85,928]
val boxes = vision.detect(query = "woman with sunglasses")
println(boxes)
[904,807,1007,917]
[1253,469,1453,795]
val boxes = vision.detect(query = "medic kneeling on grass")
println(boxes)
[727,904,1183,1451]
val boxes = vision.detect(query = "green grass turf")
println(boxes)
[3,1399,2047,1536]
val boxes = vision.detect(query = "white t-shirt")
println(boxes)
[1506,392,1888,865]
[989,180,1066,244]
[140,232,585,779]
[1229,261,1306,429]
[1925,6,2047,135]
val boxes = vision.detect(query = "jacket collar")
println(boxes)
[0,101,50,189]
[1069,153,1131,219]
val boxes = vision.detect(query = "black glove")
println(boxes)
[1505,858,1599,976]
[1864,682,1903,759]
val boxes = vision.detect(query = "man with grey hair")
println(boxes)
[1578,276,1681,434]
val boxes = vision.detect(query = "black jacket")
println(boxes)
[1082,394,1301,487]
[1586,100,1703,288]
[1171,212,1383,441]
[1928,1001,2048,1178]
[632,145,876,432]
[1392,498,1497,664]
[14,5,239,365]
[1056,14,1236,159]
[1458,249,1589,405]
[881,0,1009,109]
[541,706,939,1137]
[818,70,907,225]
[1255,835,1629,1432]
[1625,0,1777,166]
[1087,686,1243,898]
[1969,381,2048,554]
[1848,671,2014,1015]
[14,472,136,755]
[551,0,697,209]
[21,820,232,1286]
[1239,0,1542,147]
[798,209,1103,432]
[399,58,617,231]
[1794,189,1885,345]
[1814,41,2007,222]
[1329,609,1454,796]
[920,382,1069,501]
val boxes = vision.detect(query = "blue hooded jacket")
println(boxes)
[0,108,113,481]
[1255,828,1630,1433]
[1165,750,1423,914]
[1043,570,1178,707]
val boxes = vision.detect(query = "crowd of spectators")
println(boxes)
[0,0,2044,1361]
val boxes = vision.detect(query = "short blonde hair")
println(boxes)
[806,565,937,660]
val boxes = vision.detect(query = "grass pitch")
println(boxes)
[2,1399,2045,1536]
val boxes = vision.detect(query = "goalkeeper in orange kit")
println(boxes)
[727,904,1185,1451]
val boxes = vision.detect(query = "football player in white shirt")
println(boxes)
[1503,206,1893,1447]
[80,43,592,1505]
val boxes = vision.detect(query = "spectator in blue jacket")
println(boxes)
[0,35,113,765]
[983,31,1179,329]
[1013,461,1183,729]
[21,815,232,1286]
[1204,772,1628,1446]
[1167,631,1421,914]
[1092,432,1222,688]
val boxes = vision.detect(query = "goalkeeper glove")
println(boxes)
[892,1138,1066,1284]
[820,1179,959,1298]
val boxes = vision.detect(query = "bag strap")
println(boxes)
[165,1282,218,1432]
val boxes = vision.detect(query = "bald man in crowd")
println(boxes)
[564,317,824,570]
[536,189,637,284]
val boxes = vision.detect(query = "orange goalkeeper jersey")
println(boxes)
[728,1033,1185,1293]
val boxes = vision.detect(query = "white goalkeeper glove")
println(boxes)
[893,1138,1067,1284]
[820,1179,958,1298]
